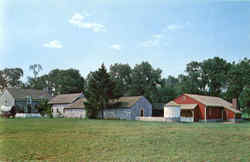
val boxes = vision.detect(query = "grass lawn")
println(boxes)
[0,119,250,161]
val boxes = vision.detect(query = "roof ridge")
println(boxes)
[56,92,82,96]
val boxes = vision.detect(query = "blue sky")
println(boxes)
[1,0,250,81]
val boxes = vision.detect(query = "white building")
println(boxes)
[48,93,83,117]
[164,101,181,122]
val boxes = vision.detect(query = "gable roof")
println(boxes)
[64,96,146,109]
[6,88,50,100]
[166,101,180,106]
[116,96,144,108]
[65,97,86,109]
[166,101,197,110]
[48,93,82,104]
[180,104,198,110]
[184,94,241,113]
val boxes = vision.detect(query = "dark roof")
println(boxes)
[65,96,146,109]
[6,88,50,100]
[48,93,82,104]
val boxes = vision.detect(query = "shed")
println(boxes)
[64,98,87,118]
[102,96,152,120]
[48,93,83,117]
[164,101,181,122]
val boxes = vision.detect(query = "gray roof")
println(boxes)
[166,101,197,110]
[184,94,241,114]
[65,97,87,109]
[7,88,50,100]
[48,93,82,104]
[65,96,147,109]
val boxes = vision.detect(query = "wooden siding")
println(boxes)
[64,109,86,118]
[52,104,68,117]
[174,94,206,121]
[174,94,239,122]
[101,96,152,120]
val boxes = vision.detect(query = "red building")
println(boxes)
[170,94,242,122]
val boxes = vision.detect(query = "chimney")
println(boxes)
[232,98,238,110]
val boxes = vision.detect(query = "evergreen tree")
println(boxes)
[84,64,121,119]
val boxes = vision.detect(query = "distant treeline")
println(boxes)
[0,57,249,114]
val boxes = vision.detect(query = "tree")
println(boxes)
[176,74,201,95]
[239,86,250,117]
[36,99,52,117]
[26,74,53,94]
[226,58,250,100]
[186,61,207,94]
[0,68,24,89]
[129,62,163,102]
[109,63,132,96]
[84,64,121,119]
[201,57,231,96]
[0,70,8,90]
[29,64,43,80]
[156,86,178,103]
[48,69,85,94]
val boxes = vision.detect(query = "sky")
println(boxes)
[1,0,250,81]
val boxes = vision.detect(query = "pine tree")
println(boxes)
[84,64,121,119]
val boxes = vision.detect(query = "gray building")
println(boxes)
[0,88,50,113]
[101,96,152,120]
[62,96,152,120]
[48,93,84,117]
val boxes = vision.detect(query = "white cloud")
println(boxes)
[43,40,63,48]
[140,39,160,48]
[69,12,106,32]
[167,24,184,31]
[152,34,163,39]
[140,34,163,48]
[110,44,121,50]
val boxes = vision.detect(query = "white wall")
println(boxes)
[52,104,68,117]
[164,106,181,118]
[64,109,86,118]
[0,90,15,108]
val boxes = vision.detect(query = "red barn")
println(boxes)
[170,94,242,122]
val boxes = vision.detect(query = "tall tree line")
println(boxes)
[0,57,249,115]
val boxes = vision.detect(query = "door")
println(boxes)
[140,109,144,117]
[223,110,227,121]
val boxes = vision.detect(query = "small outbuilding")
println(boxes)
[64,98,87,118]
[102,96,152,120]
[164,101,181,122]
[49,93,83,117]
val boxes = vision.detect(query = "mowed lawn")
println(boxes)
[0,119,250,161]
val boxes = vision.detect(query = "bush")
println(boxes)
[36,99,52,118]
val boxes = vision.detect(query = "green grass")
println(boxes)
[0,119,250,161]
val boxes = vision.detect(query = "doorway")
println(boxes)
[223,110,227,121]
[140,109,144,117]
